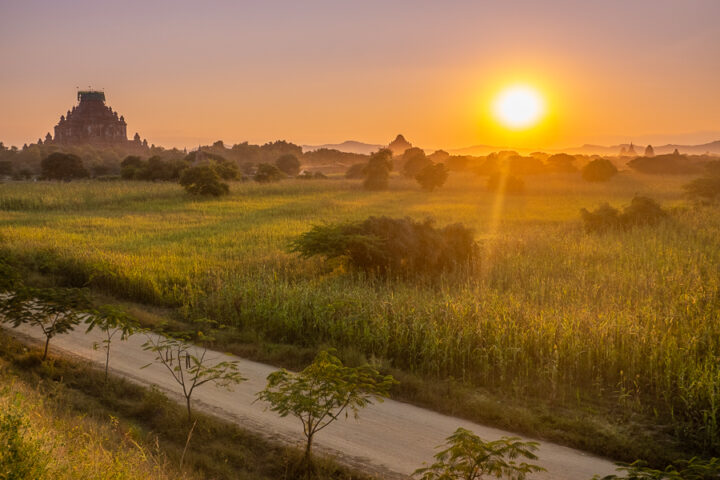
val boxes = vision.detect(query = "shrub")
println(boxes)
[486,172,524,194]
[683,162,720,201]
[179,165,229,196]
[345,163,366,179]
[582,158,618,182]
[290,216,477,275]
[415,163,449,192]
[275,154,301,176]
[0,397,49,479]
[254,163,284,183]
[40,152,89,181]
[580,196,667,233]
[363,149,393,191]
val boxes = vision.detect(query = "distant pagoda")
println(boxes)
[48,90,142,147]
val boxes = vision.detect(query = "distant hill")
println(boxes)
[302,140,384,155]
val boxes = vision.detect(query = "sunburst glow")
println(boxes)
[493,85,545,129]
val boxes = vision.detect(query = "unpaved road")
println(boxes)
[6,324,618,479]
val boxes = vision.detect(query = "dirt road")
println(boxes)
[6,324,618,479]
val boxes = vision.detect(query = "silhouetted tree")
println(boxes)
[254,163,285,183]
[363,149,393,191]
[179,165,229,196]
[275,154,301,176]
[487,172,525,194]
[546,153,577,172]
[401,147,432,178]
[40,152,89,181]
[415,163,449,192]
[345,163,366,179]
[0,160,13,177]
[582,158,618,182]
[645,145,655,157]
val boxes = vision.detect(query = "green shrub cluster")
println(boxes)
[580,196,667,233]
[290,216,477,275]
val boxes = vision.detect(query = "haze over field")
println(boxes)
[2,0,720,150]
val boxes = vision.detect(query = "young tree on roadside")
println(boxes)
[0,287,90,360]
[85,305,139,383]
[142,335,245,422]
[413,428,545,480]
[256,350,396,470]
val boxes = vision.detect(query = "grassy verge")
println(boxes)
[0,329,374,480]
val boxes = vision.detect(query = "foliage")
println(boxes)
[85,305,139,382]
[142,335,245,421]
[0,395,49,480]
[275,154,301,176]
[0,160,13,176]
[256,350,395,465]
[415,163,449,192]
[345,163,366,179]
[40,152,89,180]
[486,172,525,194]
[254,163,285,183]
[595,458,720,480]
[413,428,544,480]
[627,153,704,175]
[290,216,477,275]
[546,153,578,172]
[0,287,90,360]
[683,162,720,201]
[179,165,229,196]
[0,256,21,292]
[580,196,667,233]
[582,158,618,182]
[402,147,432,178]
[363,149,393,191]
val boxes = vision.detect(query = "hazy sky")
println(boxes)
[2,0,720,150]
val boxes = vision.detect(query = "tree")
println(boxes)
[401,147,432,178]
[582,158,618,182]
[415,163,449,192]
[254,163,285,183]
[0,160,13,177]
[645,145,655,157]
[179,165,229,196]
[546,153,577,172]
[413,428,545,480]
[487,172,525,194]
[345,162,366,179]
[275,154,301,176]
[40,152,89,181]
[142,335,245,422]
[363,149,393,191]
[0,287,90,360]
[594,458,720,480]
[256,350,395,468]
[85,305,139,383]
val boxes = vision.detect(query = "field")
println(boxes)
[1,172,719,462]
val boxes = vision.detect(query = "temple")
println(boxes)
[48,90,142,146]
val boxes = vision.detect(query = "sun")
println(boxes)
[492,85,545,129]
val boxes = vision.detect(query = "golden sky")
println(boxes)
[1,0,719,150]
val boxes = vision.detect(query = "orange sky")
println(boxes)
[1,0,720,151]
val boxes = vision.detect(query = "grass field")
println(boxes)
[1,172,718,462]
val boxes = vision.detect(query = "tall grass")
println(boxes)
[1,173,718,451]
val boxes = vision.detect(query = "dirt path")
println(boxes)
[6,324,618,479]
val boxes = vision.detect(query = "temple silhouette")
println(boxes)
[45,90,145,147]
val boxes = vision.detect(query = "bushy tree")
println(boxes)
[546,153,577,172]
[275,154,301,176]
[582,158,618,182]
[256,350,395,468]
[40,152,89,181]
[291,216,477,276]
[142,335,245,422]
[179,165,229,196]
[0,287,90,360]
[401,147,432,178]
[413,428,544,480]
[363,149,393,191]
[415,163,449,192]
[487,172,525,194]
[683,161,720,201]
[0,160,13,177]
[580,196,667,233]
[254,163,285,183]
[345,162,366,179]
